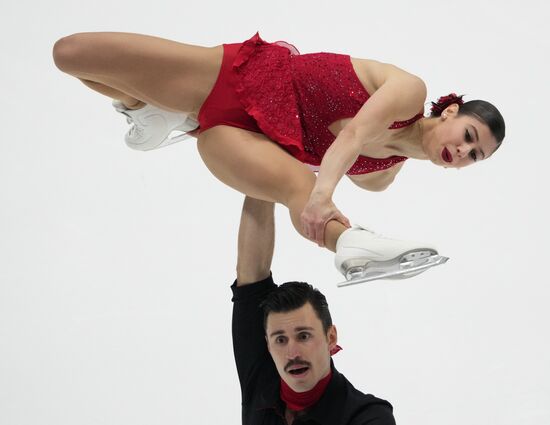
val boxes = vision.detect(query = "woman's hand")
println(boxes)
[300,192,351,247]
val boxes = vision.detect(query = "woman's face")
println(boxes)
[426,105,499,169]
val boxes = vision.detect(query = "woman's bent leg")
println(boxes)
[79,79,144,109]
[197,126,347,252]
[52,32,222,116]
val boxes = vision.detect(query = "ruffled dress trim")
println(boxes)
[232,33,317,164]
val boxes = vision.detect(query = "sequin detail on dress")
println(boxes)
[233,33,424,175]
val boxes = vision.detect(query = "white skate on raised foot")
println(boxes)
[113,100,199,151]
[335,225,449,287]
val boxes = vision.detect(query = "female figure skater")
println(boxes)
[52,32,505,284]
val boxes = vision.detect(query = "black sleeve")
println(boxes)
[231,274,277,402]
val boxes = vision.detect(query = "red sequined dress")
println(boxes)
[233,33,423,175]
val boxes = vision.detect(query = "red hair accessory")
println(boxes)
[430,93,464,117]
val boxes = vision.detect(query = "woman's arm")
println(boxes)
[301,66,425,245]
[313,65,425,198]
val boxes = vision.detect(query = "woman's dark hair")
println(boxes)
[430,94,506,149]
[259,281,333,334]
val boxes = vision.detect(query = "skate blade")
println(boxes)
[162,121,199,144]
[148,129,196,150]
[162,131,193,145]
[337,254,449,288]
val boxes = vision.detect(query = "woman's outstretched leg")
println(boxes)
[197,125,347,252]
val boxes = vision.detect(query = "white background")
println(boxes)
[1,0,549,424]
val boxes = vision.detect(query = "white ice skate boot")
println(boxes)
[335,225,449,287]
[113,100,199,151]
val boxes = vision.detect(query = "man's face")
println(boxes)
[265,302,337,392]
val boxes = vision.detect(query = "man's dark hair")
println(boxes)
[259,281,333,334]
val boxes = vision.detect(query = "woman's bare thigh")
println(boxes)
[196,126,316,205]
[53,32,223,115]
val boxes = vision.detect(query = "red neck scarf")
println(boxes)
[280,370,332,412]
[279,345,341,412]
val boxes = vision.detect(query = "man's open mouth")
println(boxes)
[288,366,309,375]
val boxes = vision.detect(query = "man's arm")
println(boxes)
[232,197,277,401]
[236,196,275,286]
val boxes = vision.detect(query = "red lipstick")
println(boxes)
[442,147,453,163]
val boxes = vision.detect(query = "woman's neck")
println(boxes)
[385,118,434,160]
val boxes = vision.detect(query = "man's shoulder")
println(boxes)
[348,394,395,424]
[344,376,393,406]
[333,369,396,425]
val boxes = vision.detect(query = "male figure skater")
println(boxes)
[231,196,396,424]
